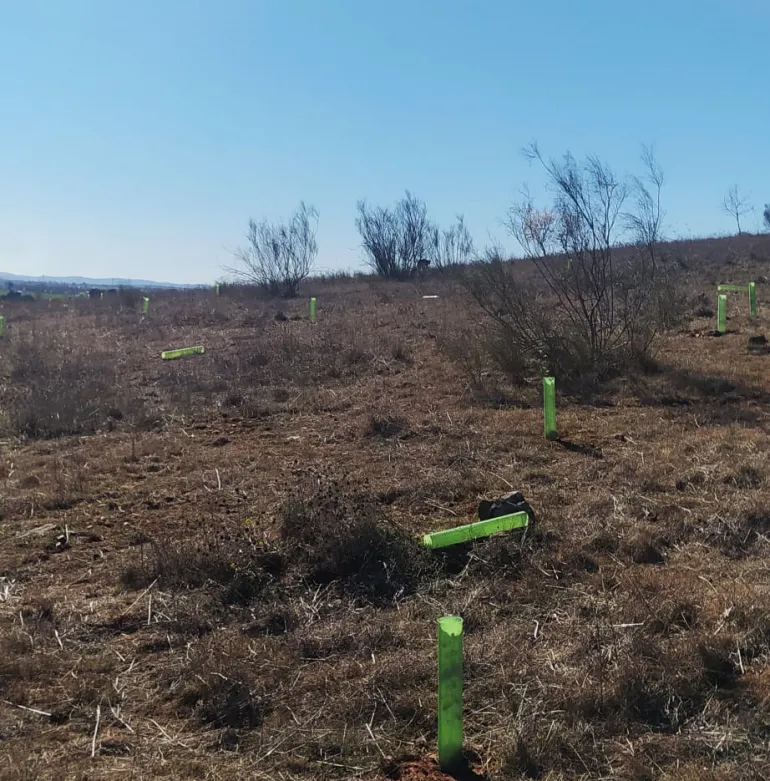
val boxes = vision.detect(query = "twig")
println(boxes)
[365,723,386,758]
[119,579,157,617]
[424,499,458,517]
[487,470,515,489]
[1,700,51,718]
[91,704,101,758]
[109,704,134,733]
[148,718,190,748]
[215,469,222,490]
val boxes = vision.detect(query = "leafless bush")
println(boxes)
[3,330,145,439]
[427,214,476,270]
[228,202,318,297]
[122,527,284,606]
[279,479,433,604]
[356,191,437,279]
[463,144,679,387]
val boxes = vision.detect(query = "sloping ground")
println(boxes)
[2,243,770,780]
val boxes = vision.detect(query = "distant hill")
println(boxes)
[0,271,201,289]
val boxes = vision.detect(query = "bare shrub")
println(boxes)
[279,479,433,604]
[427,214,476,270]
[463,144,678,388]
[356,191,437,279]
[228,202,318,297]
[121,523,285,606]
[3,330,141,439]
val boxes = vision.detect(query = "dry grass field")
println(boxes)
[2,235,770,780]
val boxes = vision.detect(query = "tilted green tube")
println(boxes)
[717,294,727,334]
[749,282,757,317]
[437,616,463,771]
[161,345,205,360]
[422,511,529,549]
[543,376,557,440]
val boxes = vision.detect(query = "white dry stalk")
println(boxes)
[91,704,101,758]
[0,578,16,602]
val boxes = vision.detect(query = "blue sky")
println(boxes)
[1,0,768,284]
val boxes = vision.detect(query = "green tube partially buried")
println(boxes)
[161,345,205,360]
[422,511,529,549]
[717,294,727,334]
[543,376,557,440]
[749,282,757,317]
[437,616,463,771]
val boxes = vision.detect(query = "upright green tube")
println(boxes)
[309,296,317,323]
[0,315,4,336]
[142,296,150,314]
[437,616,463,771]
[215,283,221,296]
[717,294,727,334]
[749,282,757,317]
[543,376,557,440]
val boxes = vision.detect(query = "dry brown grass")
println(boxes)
[2,237,770,779]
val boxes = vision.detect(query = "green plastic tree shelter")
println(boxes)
[543,376,557,440]
[0,315,4,337]
[717,294,727,334]
[422,511,529,549]
[309,296,317,322]
[437,616,464,771]
[161,346,205,360]
[142,297,150,314]
[717,282,758,318]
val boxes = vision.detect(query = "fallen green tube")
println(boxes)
[717,284,749,292]
[161,345,205,360]
[422,511,529,549]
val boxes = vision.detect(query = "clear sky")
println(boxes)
[1,0,768,284]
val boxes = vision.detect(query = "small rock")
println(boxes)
[478,491,536,524]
